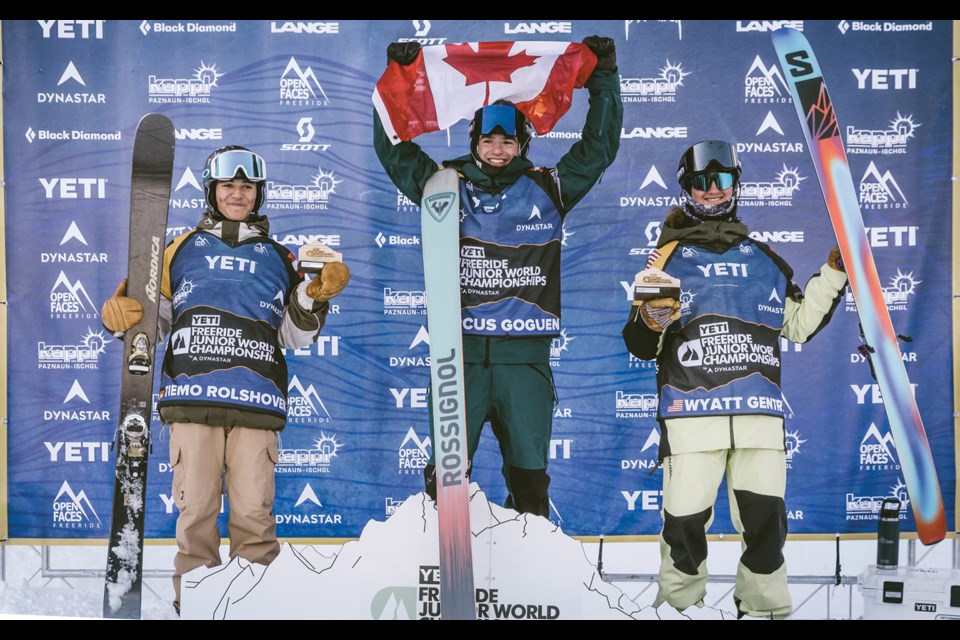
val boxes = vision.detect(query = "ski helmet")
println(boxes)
[201,145,267,216]
[469,100,534,161]
[676,140,742,221]
[677,140,741,190]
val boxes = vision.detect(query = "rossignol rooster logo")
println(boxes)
[423,192,456,222]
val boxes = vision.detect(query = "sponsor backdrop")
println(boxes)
[2,19,954,542]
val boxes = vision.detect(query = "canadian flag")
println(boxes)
[373,41,597,144]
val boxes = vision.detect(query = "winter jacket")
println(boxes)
[622,208,847,457]
[156,212,329,430]
[374,69,623,362]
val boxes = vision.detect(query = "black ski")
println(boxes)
[102,113,175,619]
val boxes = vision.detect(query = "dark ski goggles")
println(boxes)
[477,104,519,137]
[206,149,266,182]
[689,171,736,192]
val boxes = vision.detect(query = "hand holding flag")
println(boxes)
[373,41,598,144]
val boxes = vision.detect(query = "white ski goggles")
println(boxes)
[205,150,266,182]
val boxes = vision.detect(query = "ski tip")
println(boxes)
[771,25,800,35]
[770,25,804,45]
[918,530,947,546]
[916,511,948,546]
[137,112,174,132]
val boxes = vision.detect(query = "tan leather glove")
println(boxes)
[305,262,350,302]
[828,246,845,272]
[636,297,681,332]
[101,279,143,335]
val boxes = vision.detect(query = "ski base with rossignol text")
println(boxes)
[420,168,477,620]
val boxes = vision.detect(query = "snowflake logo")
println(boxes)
[784,429,806,461]
[80,328,110,354]
[312,168,342,197]
[890,479,910,509]
[679,289,696,314]
[314,431,343,459]
[550,328,575,360]
[172,278,196,307]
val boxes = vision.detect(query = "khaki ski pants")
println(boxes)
[169,422,280,602]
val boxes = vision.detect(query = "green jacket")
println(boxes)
[373,70,623,363]
[374,69,621,209]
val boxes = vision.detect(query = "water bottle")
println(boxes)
[876,497,901,570]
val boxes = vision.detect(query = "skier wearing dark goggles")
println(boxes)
[689,171,736,192]
[623,138,848,620]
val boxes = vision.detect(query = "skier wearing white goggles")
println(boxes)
[101,141,350,614]
[201,146,267,218]
[203,148,266,182]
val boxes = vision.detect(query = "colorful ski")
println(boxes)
[103,113,175,618]
[420,168,476,619]
[771,27,945,545]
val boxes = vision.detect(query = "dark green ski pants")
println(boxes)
[425,360,555,517]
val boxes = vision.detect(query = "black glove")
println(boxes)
[386,42,421,66]
[582,35,617,73]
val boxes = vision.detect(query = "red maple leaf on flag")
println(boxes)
[442,42,539,105]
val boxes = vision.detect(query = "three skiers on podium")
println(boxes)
[101,145,350,611]
[99,43,847,622]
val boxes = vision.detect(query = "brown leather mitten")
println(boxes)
[101,279,143,334]
[305,262,350,301]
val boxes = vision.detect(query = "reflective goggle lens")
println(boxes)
[478,104,518,137]
[207,150,266,182]
[690,172,735,191]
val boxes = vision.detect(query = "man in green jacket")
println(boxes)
[374,36,622,516]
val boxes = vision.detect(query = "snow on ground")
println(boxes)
[1,497,956,620]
